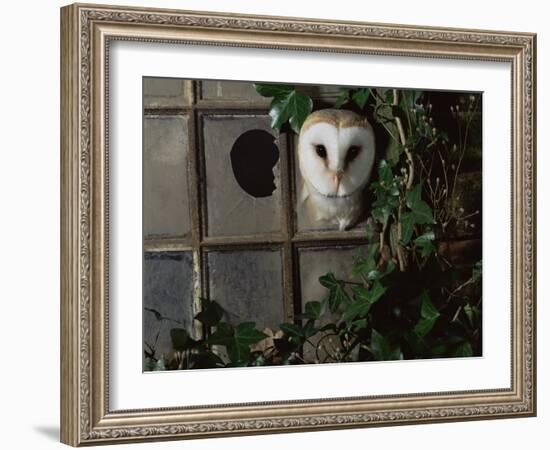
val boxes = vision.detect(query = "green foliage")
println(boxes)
[472,260,482,283]
[414,291,440,337]
[453,341,473,357]
[254,84,293,97]
[209,322,267,365]
[170,328,191,351]
[195,297,224,327]
[342,282,386,325]
[334,87,371,109]
[414,231,436,258]
[405,184,436,225]
[319,272,352,312]
[303,301,325,320]
[254,83,313,134]
[370,329,403,361]
[144,86,482,371]
[398,183,436,245]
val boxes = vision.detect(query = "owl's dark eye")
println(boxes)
[346,145,361,164]
[315,144,327,159]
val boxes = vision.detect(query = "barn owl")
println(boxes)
[298,109,375,231]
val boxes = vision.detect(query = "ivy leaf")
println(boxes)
[472,260,482,283]
[319,272,339,289]
[351,88,371,109]
[280,321,317,341]
[368,281,387,303]
[334,87,351,108]
[343,289,372,324]
[400,184,435,245]
[405,183,421,208]
[351,319,368,330]
[453,341,473,357]
[253,83,314,134]
[365,261,395,281]
[400,212,415,245]
[253,83,293,97]
[331,284,351,312]
[209,322,267,365]
[207,322,234,347]
[234,322,268,347]
[463,303,477,328]
[351,244,379,277]
[406,184,435,225]
[319,272,352,312]
[370,329,403,361]
[412,201,436,225]
[194,298,224,327]
[304,301,325,320]
[414,291,440,337]
[378,160,394,186]
[279,323,303,338]
[343,281,386,324]
[372,205,392,226]
[269,98,291,130]
[170,328,190,351]
[401,89,422,111]
[302,320,317,338]
[153,358,166,371]
[414,230,436,257]
[144,357,156,371]
[269,89,313,134]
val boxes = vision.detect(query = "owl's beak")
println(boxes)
[332,171,343,191]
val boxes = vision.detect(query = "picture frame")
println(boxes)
[60,2,536,446]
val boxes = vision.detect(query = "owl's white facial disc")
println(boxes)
[298,121,375,197]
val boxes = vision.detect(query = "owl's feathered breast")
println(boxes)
[300,179,364,231]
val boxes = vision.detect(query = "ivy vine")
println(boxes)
[144,83,482,370]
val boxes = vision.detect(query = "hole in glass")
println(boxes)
[230,129,279,198]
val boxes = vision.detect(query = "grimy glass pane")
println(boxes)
[203,114,282,236]
[298,85,341,103]
[207,250,284,330]
[144,115,191,238]
[200,81,339,103]
[143,77,193,108]
[299,245,367,362]
[143,252,194,361]
[200,80,267,102]
[299,246,367,306]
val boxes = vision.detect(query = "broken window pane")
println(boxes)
[143,252,194,362]
[144,115,191,238]
[143,77,193,108]
[207,250,284,330]
[202,114,282,236]
[200,80,267,102]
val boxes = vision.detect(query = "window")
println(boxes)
[143,78,371,356]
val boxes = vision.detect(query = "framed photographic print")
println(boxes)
[60,3,537,446]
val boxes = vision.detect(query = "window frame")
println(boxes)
[143,78,372,338]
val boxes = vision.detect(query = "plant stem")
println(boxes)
[393,89,415,190]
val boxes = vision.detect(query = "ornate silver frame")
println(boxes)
[60,3,536,446]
